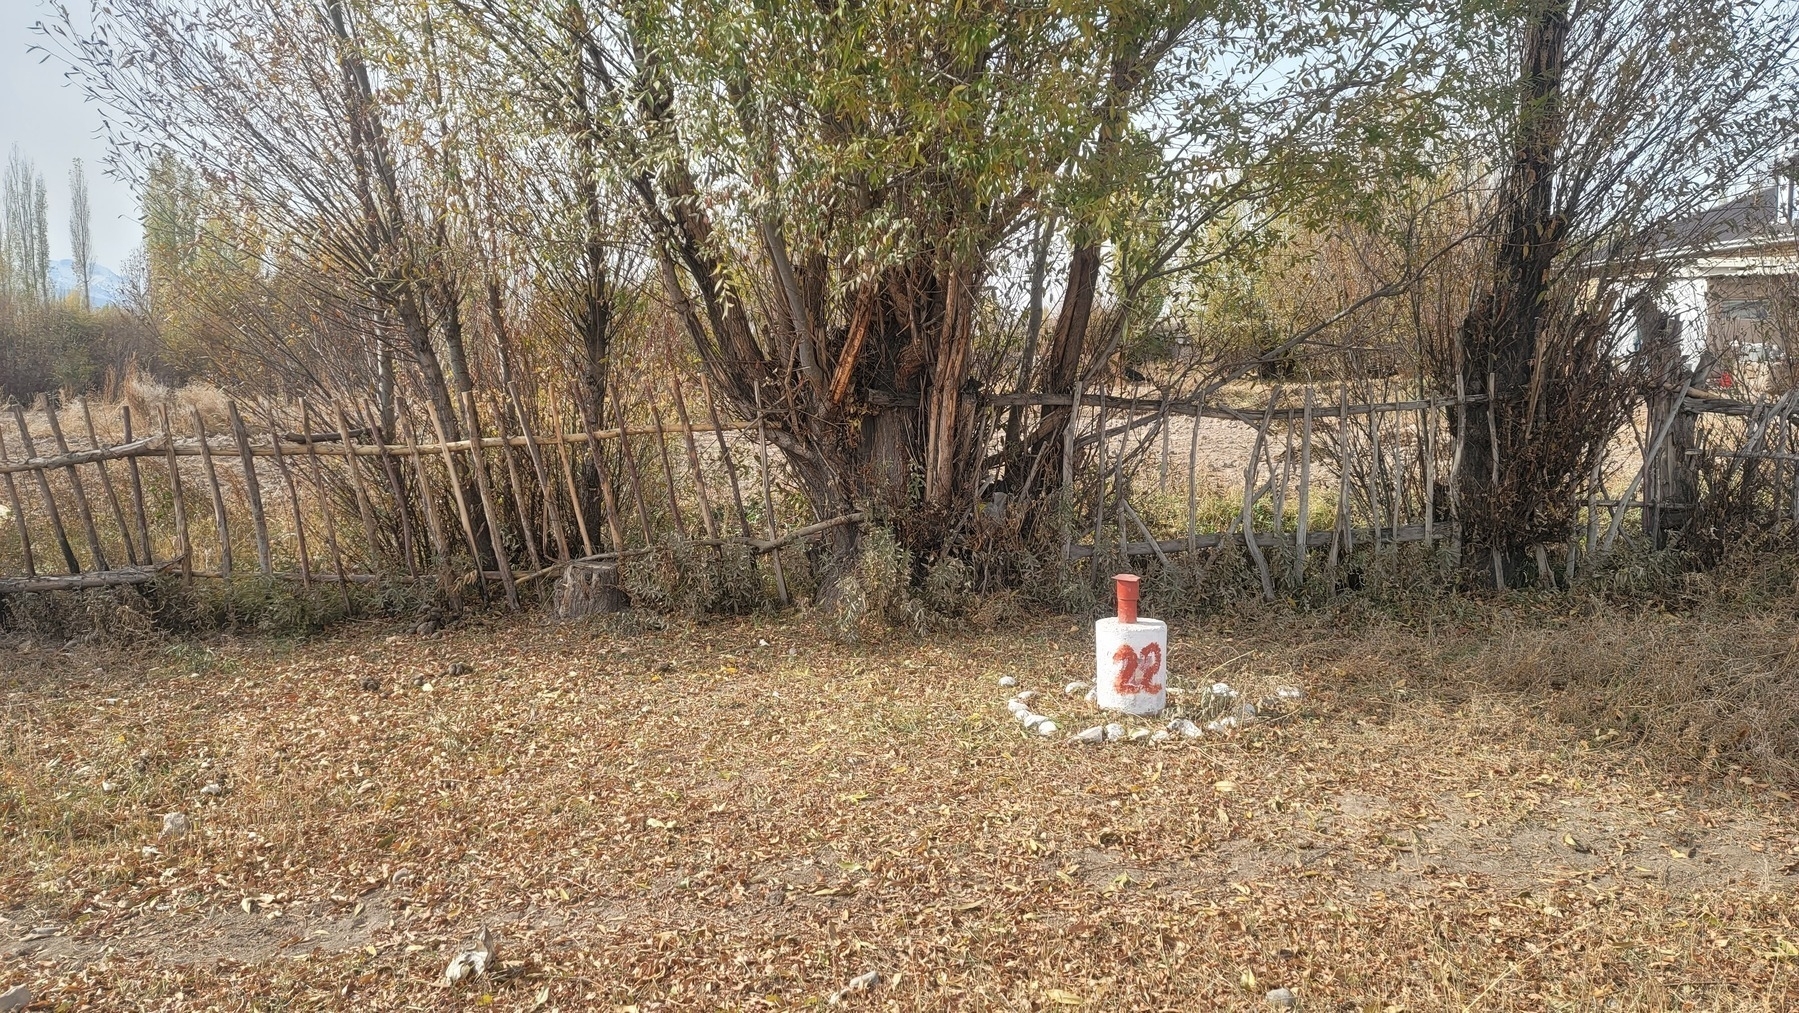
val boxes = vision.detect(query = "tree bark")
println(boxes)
[1457,0,1569,585]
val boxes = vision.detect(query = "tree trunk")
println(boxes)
[1457,0,1569,586]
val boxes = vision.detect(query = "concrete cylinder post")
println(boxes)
[1095,574,1168,715]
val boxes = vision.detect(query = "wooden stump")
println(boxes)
[553,561,629,619]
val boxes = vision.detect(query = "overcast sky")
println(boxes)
[1,0,138,269]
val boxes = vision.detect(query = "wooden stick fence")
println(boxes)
[0,389,812,602]
[1047,378,1785,596]
[1,376,1789,606]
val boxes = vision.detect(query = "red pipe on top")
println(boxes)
[1114,573,1140,624]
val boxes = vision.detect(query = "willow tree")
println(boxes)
[1448,0,1799,586]
[463,0,1468,577]
[44,0,478,433]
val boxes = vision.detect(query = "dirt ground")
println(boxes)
[3,603,1797,1011]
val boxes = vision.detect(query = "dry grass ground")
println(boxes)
[3,600,1798,1011]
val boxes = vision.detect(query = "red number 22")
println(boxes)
[1111,642,1163,695]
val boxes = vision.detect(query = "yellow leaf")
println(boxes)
[1043,989,1082,1005]
[1214,780,1236,793]
[1240,968,1258,990]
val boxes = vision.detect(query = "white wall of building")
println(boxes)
[1662,276,1710,362]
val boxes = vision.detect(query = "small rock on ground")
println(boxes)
[829,970,880,1004]
[0,985,30,1011]
[1266,986,1296,1008]
[1169,718,1202,738]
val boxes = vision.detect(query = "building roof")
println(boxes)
[1657,181,1798,256]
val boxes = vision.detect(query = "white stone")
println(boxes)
[1084,688,1098,705]
[101,780,117,793]
[1266,987,1297,1008]
[160,812,189,838]
[443,928,496,987]
[1169,718,1203,739]
[1019,712,1048,730]
[1006,699,1030,716]
[1064,681,1089,696]
[1103,723,1126,742]
[1150,729,1172,743]
[1071,725,1107,744]
[1013,690,1038,705]
[1210,682,1237,698]
[829,970,880,1004]
[1036,721,1059,736]
[0,984,30,1012]
[997,676,1017,688]
[200,783,223,796]
[1276,686,1303,701]
[1205,716,1240,734]
[1128,728,1152,742]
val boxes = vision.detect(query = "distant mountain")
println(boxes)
[48,259,126,309]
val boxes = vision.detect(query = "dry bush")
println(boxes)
[620,537,770,618]
[0,585,161,649]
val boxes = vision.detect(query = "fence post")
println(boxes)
[573,384,630,554]
[226,400,273,576]
[701,376,754,540]
[668,378,719,541]
[1644,339,1699,549]
[1295,388,1312,587]
[1601,359,1706,555]
[453,391,518,609]
[0,422,38,576]
[159,406,191,586]
[360,403,420,579]
[13,405,80,574]
[752,382,790,606]
[1241,388,1278,600]
[396,406,457,600]
[190,406,232,578]
[41,403,110,572]
[78,399,138,566]
[489,399,544,574]
[505,382,571,565]
[543,394,596,557]
[265,413,312,587]
[298,401,350,606]
[121,406,154,562]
